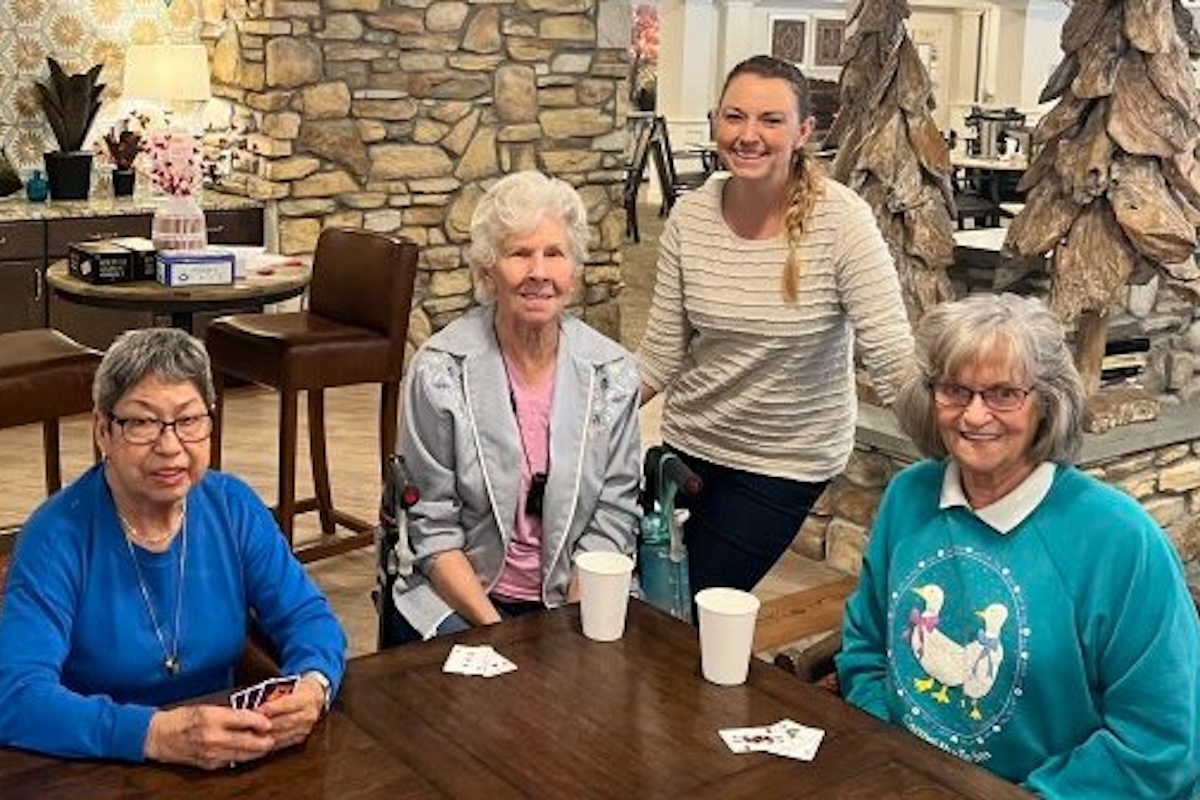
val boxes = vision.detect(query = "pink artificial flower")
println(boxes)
[143,131,202,197]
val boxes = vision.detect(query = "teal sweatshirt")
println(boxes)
[838,461,1200,798]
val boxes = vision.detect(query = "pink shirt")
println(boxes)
[492,363,555,602]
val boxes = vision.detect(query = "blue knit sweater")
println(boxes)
[0,464,346,761]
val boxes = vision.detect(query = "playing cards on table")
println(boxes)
[718,719,825,761]
[442,644,517,678]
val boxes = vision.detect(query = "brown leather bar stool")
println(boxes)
[206,228,419,562]
[0,328,101,500]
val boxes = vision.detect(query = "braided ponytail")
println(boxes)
[781,150,825,303]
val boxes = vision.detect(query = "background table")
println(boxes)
[951,154,1028,228]
[46,259,311,335]
[0,601,1032,799]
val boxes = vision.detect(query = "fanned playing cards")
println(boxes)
[442,644,517,678]
[718,719,825,761]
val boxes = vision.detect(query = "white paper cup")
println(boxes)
[695,587,761,686]
[575,551,634,642]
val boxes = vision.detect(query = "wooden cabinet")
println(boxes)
[0,221,47,334]
[0,260,46,333]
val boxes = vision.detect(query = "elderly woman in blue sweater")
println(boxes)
[0,328,345,769]
[382,170,641,644]
[838,293,1200,798]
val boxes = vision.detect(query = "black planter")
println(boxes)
[112,169,135,197]
[44,151,93,200]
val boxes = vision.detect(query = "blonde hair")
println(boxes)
[720,55,824,303]
[781,152,825,302]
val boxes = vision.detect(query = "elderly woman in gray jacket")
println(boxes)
[384,171,642,644]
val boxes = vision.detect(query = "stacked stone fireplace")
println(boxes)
[200,0,632,347]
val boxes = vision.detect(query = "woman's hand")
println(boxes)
[257,676,326,751]
[144,705,274,770]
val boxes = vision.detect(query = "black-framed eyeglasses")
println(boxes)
[930,382,1033,412]
[108,412,214,444]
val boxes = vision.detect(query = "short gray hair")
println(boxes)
[893,293,1085,463]
[464,170,590,304]
[93,328,215,415]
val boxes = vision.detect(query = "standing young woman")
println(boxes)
[638,55,915,595]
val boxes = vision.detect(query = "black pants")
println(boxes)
[671,448,828,595]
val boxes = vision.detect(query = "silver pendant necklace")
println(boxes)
[121,505,187,677]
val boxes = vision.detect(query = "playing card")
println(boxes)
[718,725,780,754]
[229,674,302,710]
[443,645,517,678]
[481,650,517,677]
[230,686,251,710]
[718,719,825,761]
[259,676,299,704]
[762,719,824,761]
[443,644,492,676]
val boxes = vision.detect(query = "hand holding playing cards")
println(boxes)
[143,705,275,770]
[255,676,326,751]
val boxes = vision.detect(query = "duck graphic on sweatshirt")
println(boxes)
[889,547,1029,763]
[905,583,1010,718]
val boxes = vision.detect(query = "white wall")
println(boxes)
[655,0,1066,141]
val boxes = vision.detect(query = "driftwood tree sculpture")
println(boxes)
[1004,0,1200,395]
[824,0,956,324]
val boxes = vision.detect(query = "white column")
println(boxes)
[658,0,721,130]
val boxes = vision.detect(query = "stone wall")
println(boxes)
[199,0,633,346]
[797,403,1200,581]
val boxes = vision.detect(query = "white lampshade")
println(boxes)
[123,44,212,103]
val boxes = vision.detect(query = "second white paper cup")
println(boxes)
[695,587,761,685]
[575,551,634,642]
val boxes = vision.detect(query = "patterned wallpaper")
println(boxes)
[0,0,199,175]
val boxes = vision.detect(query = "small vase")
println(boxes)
[152,194,207,252]
[25,170,49,203]
[112,169,136,197]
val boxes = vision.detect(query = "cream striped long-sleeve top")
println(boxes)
[637,173,915,482]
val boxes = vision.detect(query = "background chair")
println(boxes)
[623,115,657,242]
[206,228,419,563]
[0,329,101,508]
[650,115,709,216]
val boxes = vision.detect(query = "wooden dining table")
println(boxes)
[0,600,1031,799]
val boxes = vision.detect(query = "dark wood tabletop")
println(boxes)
[0,601,1032,799]
[46,259,311,333]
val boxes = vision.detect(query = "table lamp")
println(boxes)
[122,44,212,125]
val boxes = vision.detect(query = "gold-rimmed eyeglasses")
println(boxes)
[108,412,214,444]
[930,382,1033,412]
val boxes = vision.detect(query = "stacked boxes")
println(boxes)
[67,238,235,287]
[67,237,157,284]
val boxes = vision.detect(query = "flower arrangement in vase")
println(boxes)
[101,111,149,197]
[145,130,207,251]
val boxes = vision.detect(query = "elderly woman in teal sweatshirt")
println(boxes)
[838,293,1200,798]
